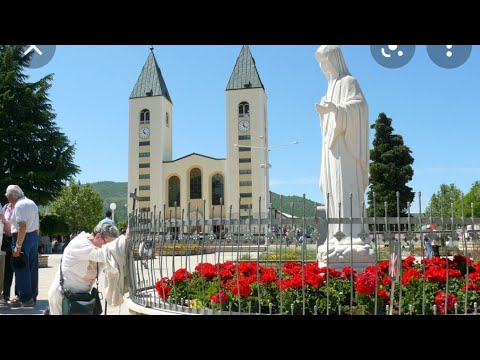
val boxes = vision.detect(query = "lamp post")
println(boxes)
[233,139,299,217]
[110,202,117,222]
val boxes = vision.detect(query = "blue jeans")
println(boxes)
[13,232,39,302]
[425,241,433,259]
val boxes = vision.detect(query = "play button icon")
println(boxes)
[23,45,56,69]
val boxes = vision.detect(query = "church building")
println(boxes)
[128,46,270,223]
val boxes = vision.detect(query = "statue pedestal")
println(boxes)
[317,237,376,273]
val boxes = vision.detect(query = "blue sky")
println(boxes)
[25,45,480,212]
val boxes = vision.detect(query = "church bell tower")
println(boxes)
[128,46,173,213]
[225,45,269,218]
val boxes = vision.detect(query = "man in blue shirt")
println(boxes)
[99,210,117,227]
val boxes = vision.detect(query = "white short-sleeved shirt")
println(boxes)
[11,196,39,233]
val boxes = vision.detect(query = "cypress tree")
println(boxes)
[367,113,414,217]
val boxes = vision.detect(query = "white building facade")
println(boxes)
[128,46,269,223]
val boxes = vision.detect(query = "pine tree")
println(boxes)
[0,45,79,205]
[367,113,414,217]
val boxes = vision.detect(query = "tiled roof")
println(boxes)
[226,45,264,91]
[130,50,172,102]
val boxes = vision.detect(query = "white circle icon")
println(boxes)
[427,45,472,69]
[446,45,453,58]
[387,45,403,57]
[370,45,416,69]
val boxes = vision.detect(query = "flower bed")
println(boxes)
[154,255,480,315]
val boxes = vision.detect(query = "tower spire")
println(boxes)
[226,45,264,90]
[130,48,172,102]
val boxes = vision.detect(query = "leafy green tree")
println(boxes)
[40,214,69,237]
[49,180,103,232]
[367,113,414,217]
[463,181,480,218]
[0,45,79,205]
[424,183,462,218]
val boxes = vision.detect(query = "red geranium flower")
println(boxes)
[355,271,376,295]
[377,289,390,305]
[283,262,302,276]
[402,268,420,286]
[226,277,252,297]
[402,256,416,269]
[171,268,193,283]
[342,266,357,280]
[210,291,228,304]
[435,290,457,315]
[195,263,217,280]
[259,267,277,284]
[155,277,171,300]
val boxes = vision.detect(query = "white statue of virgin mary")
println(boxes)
[315,45,374,268]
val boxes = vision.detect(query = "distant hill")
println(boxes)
[88,181,128,222]
[88,181,321,221]
[270,193,320,217]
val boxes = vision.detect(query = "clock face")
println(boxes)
[139,127,150,139]
[238,120,250,132]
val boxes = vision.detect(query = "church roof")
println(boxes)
[164,152,226,163]
[226,45,264,91]
[130,49,172,102]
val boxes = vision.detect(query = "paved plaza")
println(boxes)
[0,254,130,315]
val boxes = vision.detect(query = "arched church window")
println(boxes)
[190,168,202,199]
[212,174,224,206]
[168,176,180,207]
[166,112,169,127]
[140,109,150,124]
[239,102,249,117]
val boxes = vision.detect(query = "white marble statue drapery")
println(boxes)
[315,45,369,239]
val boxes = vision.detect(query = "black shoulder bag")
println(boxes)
[60,260,103,315]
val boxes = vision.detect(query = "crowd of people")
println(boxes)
[0,186,128,314]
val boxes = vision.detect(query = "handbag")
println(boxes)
[60,260,103,315]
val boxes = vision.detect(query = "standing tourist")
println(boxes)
[7,185,39,307]
[1,200,15,305]
[99,210,117,227]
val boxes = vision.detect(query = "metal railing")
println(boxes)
[126,192,480,315]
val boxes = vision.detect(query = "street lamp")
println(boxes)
[233,139,299,216]
[110,202,117,222]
